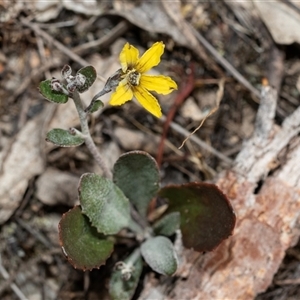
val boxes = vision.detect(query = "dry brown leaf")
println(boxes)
[21,0,105,22]
[0,117,45,224]
[47,99,79,136]
[180,97,207,122]
[23,0,61,22]
[93,141,121,175]
[62,0,103,16]
[114,127,145,150]
[111,0,199,50]
[253,0,300,44]
[1,1,24,22]
[36,168,79,206]
[113,126,159,155]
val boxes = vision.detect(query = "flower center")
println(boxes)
[127,70,141,86]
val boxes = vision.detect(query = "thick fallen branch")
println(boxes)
[140,85,300,299]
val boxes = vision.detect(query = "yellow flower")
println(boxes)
[109,42,177,118]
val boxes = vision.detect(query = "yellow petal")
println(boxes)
[136,42,165,73]
[133,85,162,118]
[119,43,139,73]
[140,75,178,95]
[109,82,133,106]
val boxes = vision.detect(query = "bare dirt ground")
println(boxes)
[1,1,300,299]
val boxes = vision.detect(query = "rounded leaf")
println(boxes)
[39,79,68,103]
[89,100,104,113]
[76,66,97,93]
[153,212,180,237]
[109,256,143,300]
[79,173,130,235]
[113,151,160,217]
[58,206,114,271]
[141,236,178,276]
[46,128,84,147]
[159,183,236,252]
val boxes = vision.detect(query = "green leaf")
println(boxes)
[46,128,84,147]
[89,100,104,113]
[39,80,68,103]
[113,151,160,217]
[58,206,114,271]
[141,236,177,276]
[153,212,180,237]
[79,173,130,235]
[159,183,236,252]
[109,256,143,300]
[76,66,97,93]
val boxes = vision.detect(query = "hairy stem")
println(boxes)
[72,90,112,179]
[127,248,141,267]
[72,91,148,233]
[128,218,144,237]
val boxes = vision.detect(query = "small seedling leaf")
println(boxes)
[76,66,97,93]
[39,80,68,103]
[109,256,143,300]
[79,173,130,235]
[159,183,236,252]
[113,151,160,217]
[46,128,84,147]
[141,236,178,276]
[89,100,104,113]
[153,212,180,237]
[58,206,114,271]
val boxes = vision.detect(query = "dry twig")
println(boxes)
[188,23,261,100]
[73,20,130,55]
[21,18,106,82]
[164,119,233,165]
[0,254,27,300]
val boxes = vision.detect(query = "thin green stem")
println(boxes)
[72,90,112,179]
[85,68,122,113]
[85,87,111,113]
[72,90,89,134]
[130,203,149,230]
[72,90,150,236]
[127,248,141,267]
[128,219,144,236]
